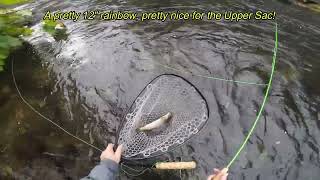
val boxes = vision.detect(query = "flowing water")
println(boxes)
[1,0,320,179]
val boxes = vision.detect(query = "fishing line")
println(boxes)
[12,58,154,176]
[11,59,103,152]
[152,58,268,86]
[226,22,278,168]
[120,163,154,177]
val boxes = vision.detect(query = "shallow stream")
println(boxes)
[1,0,320,179]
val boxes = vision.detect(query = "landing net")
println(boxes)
[118,74,209,159]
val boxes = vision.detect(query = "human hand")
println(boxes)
[207,168,228,180]
[100,144,123,164]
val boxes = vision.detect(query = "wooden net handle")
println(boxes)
[155,161,196,170]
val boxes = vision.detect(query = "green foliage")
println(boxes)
[0,0,31,6]
[42,19,59,34]
[42,19,68,41]
[0,3,33,72]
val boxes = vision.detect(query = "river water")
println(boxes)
[1,0,320,179]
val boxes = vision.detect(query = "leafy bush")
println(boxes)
[0,0,32,72]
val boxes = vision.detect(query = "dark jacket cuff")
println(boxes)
[100,159,119,173]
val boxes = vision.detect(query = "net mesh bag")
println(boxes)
[118,74,208,159]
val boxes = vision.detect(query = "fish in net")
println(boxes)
[117,74,209,160]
